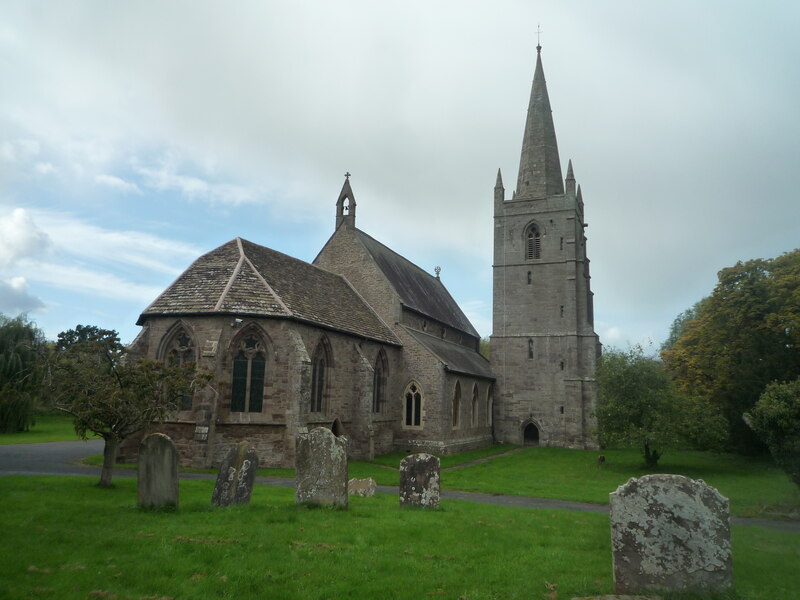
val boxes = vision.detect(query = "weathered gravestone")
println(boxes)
[211,443,259,507]
[138,433,179,510]
[295,427,348,508]
[399,453,440,508]
[348,477,377,497]
[609,474,732,594]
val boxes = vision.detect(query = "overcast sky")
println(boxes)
[1,1,799,349]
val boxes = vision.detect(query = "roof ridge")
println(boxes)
[240,248,293,317]
[214,238,246,311]
[355,228,439,282]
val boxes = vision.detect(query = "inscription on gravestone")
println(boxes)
[212,443,259,507]
[137,433,179,509]
[295,427,348,508]
[399,453,440,508]
[609,474,732,594]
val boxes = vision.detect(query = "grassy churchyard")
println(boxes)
[1,421,799,599]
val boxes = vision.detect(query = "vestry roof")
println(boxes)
[405,328,494,380]
[354,229,480,339]
[138,238,400,346]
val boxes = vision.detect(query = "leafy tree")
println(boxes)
[662,250,800,452]
[660,299,706,352]
[596,345,727,468]
[746,379,800,488]
[479,337,490,359]
[49,325,206,488]
[0,314,46,433]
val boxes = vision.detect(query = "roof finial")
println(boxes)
[344,171,351,180]
[434,266,441,279]
[536,23,542,53]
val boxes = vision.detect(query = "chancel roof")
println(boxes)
[354,230,480,339]
[138,238,400,346]
[405,328,494,380]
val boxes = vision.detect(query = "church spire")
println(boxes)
[515,44,564,199]
[335,172,356,230]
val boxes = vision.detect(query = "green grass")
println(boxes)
[1,476,797,600]
[0,415,88,445]
[443,447,800,518]
[82,445,800,518]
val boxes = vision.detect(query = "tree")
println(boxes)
[0,314,46,433]
[746,379,800,488]
[49,325,206,487]
[662,250,800,453]
[595,345,727,468]
[660,299,706,352]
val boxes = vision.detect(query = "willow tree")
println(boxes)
[0,314,46,433]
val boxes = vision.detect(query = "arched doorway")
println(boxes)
[331,418,346,437]
[523,423,540,446]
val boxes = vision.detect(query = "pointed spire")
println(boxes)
[335,172,356,230]
[565,159,576,196]
[515,45,564,199]
[495,168,504,189]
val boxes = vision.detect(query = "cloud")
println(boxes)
[94,173,141,194]
[30,262,163,303]
[0,276,45,314]
[0,139,40,162]
[134,160,258,205]
[0,208,51,268]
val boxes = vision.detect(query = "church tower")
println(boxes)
[491,44,600,449]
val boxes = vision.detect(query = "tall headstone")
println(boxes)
[138,433,179,510]
[609,474,732,594]
[399,453,440,508]
[295,427,348,508]
[211,443,259,507]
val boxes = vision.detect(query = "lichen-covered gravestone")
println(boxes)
[137,433,179,510]
[399,453,440,508]
[211,443,259,507]
[295,427,348,508]
[609,474,732,594]
[348,477,377,497]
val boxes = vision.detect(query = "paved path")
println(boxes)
[1,441,798,533]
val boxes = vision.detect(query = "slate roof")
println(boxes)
[404,328,494,380]
[138,238,400,346]
[354,229,480,339]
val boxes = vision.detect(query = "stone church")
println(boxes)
[124,44,600,468]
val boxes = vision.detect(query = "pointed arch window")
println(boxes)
[165,327,195,411]
[310,339,331,414]
[471,384,479,426]
[452,381,461,428]
[403,382,423,428]
[487,385,494,426]
[231,333,266,413]
[528,338,534,359]
[525,224,541,260]
[372,351,388,413]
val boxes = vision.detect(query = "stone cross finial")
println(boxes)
[434,266,441,279]
[344,171,351,179]
[537,24,543,52]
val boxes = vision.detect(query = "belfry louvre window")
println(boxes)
[231,334,265,413]
[404,382,422,427]
[167,328,195,411]
[526,225,541,260]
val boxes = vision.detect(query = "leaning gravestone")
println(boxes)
[609,474,732,594]
[211,443,259,507]
[399,453,440,508]
[348,477,377,497]
[295,427,348,508]
[138,433,179,510]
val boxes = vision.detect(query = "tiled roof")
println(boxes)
[354,230,480,338]
[405,328,494,380]
[139,238,400,346]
